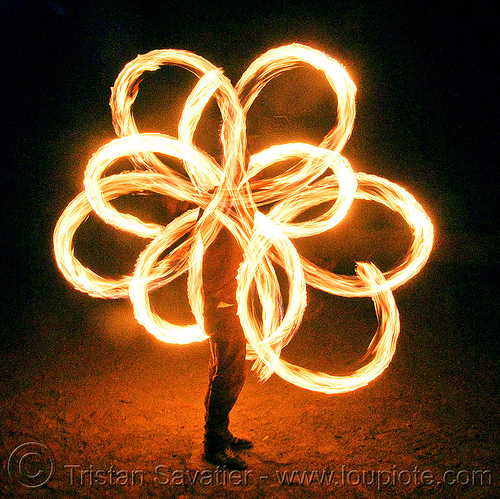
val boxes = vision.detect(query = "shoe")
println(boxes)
[204,431,249,470]
[222,430,253,451]
[204,446,247,470]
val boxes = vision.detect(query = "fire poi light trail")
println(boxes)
[53,44,434,394]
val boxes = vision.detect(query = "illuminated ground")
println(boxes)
[1,258,498,498]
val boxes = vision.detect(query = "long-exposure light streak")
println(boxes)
[53,43,433,393]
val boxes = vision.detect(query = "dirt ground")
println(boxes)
[1,253,499,499]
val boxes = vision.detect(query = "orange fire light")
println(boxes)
[54,44,433,393]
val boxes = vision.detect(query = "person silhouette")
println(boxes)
[164,195,253,470]
[201,218,253,470]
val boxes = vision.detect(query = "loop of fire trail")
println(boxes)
[54,44,433,393]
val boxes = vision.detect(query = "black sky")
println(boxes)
[1,0,499,343]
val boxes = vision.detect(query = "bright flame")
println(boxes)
[53,44,433,393]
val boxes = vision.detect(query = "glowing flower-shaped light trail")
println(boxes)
[54,44,433,393]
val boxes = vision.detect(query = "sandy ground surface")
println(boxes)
[1,255,499,499]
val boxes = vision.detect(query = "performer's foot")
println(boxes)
[204,431,249,470]
[222,430,253,451]
[204,446,247,470]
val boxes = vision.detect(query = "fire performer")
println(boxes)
[202,219,253,470]
[165,196,253,470]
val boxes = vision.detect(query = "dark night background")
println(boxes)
[2,0,499,348]
[1,1,499,496]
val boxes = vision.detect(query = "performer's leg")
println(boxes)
[204,304,246,433]
[203,304,251,469]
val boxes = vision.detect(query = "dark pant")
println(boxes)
[204,303,246,434]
